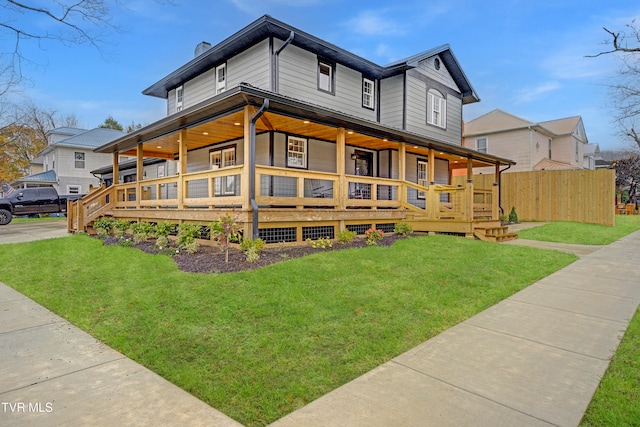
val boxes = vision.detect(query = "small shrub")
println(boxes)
[177,223,202,250]
[508,207,518,224]
[307,237,333,249]
[155,235,169,249]
[93,217,114,238]
[365,228,384,246]
[183,241,200,254]
[394,222,413,236]
[240,238,265,262]
[116,237,134,247]
[244,247,260,263]
[154,221,174,248]
[337,229,357,244]
[112,220,130,239]
[130,221,154,243]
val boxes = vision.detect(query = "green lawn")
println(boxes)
[0,234,576,426]
[517,215,640,245]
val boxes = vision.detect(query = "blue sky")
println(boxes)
[8,0,640,150]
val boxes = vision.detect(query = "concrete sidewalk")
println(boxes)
[0,284,242,426]
[272,230,640,427]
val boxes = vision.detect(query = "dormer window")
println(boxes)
[216,64,226,94]
[176,86,184,112]
[318,60,334,94]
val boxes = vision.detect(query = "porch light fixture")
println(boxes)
[234,122,241,126]
[203,132,209,135]
[347,131,354,134]
[303,120,310,124]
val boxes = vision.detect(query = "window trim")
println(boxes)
[209,144,237,195]
[417,159,428,199]
[317,60,335,95]
[427,89,447,129]
[216,63,227,94]
[175,85,184,112]
[476,137,488,153]
[67,185,81,195]
[362,77,375,110]
[287,135,308,169]
[74,151,85,169]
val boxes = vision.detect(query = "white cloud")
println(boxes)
[514,81,561,104]
[345,10,404,37]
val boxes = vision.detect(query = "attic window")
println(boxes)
[318,60,334,94]
[434,58,441,70]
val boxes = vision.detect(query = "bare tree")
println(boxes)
[589,20,640,150]
[0,0,127,95]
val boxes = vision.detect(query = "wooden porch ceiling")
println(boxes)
[122,109,494,169]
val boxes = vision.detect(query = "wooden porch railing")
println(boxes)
[68,165,500,231]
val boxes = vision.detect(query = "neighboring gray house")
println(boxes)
[14,127,125,194]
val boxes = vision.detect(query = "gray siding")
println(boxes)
[405,71,463,146]
[167,40,271,114]
[379,75,404,129]
[278,43,376,121]
[227,39,270,90]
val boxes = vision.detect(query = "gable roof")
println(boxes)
[40,128,126,155]
[538,116,582,136]
[142,15,479,103]
[464,109,534,136]
[533,158,580,170]
[11,170,58,186]
[46,127,86,137]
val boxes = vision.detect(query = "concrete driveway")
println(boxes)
[0,220,70,244]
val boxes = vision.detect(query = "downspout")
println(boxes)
[273,31,295,93]
[498,163,512,216]
[250,99,269,239]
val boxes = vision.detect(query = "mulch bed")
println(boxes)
[100,234,407,274]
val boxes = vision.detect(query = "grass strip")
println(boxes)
[517,216,640,245]
[0,234,576,426]
[580,305,640,426]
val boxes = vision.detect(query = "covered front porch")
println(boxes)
[68,85,514,243]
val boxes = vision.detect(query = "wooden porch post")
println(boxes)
[427,148,437,219]
[242,105,253,238]
[398,143,406,206]
[337,128,346,212]
[136,144,143,209]
[177,129,187,210]
[112,152,119,186]
[466,158,474,222]
[493,163,500,220]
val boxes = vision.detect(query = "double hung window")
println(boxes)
[216,64,226,94]
[210,146,236,195]
[427,89,446,128]
[362,78,375,109]
[287,136,307,169]
[476,137,488,153]
[74,152,85,169]
[176,86,184,112]
[417,160,428,199]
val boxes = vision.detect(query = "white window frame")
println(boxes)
[209,146,236,195]
[362,78,375,109]
[175,86,184,112]
[287,136,308,169]
[67,185,81,195]
[417,160,428,199]
[318,60,334,94]
[476,137,488,153]
[74,152,85,169]
[216,64,226,94]
[427,89,446,128]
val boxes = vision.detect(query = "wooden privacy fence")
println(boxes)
[454,169,615,226]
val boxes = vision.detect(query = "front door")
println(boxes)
[351,151,373,199]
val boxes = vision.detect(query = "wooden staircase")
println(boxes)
[473,221,518,242]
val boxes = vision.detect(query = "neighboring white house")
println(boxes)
[13,127,125,195]
[463,109,591,173]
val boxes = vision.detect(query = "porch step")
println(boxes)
[473,224,518,243]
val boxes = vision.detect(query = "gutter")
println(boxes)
[497,163,512,216]
[273,30,294,92]
[249,99,269,239]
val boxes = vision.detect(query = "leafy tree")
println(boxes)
[99,116,123,131]
[590,21,640,149]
